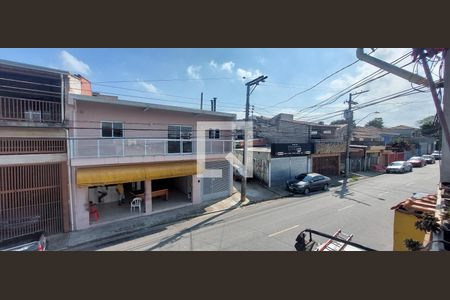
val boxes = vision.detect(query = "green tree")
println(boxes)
[365,117,384,128]
[417,115,439,137]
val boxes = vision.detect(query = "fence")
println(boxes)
[0,138,66,155]
[0,96,61,123]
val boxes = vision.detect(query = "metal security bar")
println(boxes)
[0,96,62,123]
[0,138,66,155]
[0,163,64,241]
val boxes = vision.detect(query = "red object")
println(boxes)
[412,48,447,62]
[89,205,99,221]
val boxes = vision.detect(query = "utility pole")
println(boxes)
[241,75,267,203]
[200,92,203,110]
[341,90,368,195]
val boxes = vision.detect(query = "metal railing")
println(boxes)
[0,138,66,155]
[70,138,234,158]
[0,96,62,123]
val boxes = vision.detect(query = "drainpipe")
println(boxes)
[356,48,429,86]
[62,76,75,231]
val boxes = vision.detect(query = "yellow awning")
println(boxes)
[76,160,200,187]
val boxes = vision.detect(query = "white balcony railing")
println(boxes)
[70,138,234,158]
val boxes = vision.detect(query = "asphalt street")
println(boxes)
[98,163,440,251]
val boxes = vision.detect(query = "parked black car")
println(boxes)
[286,173,331,195]
[0,231,47,251]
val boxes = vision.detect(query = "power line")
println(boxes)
[92,77,236,84]
[296,52,414,120]
[265,59,362,108]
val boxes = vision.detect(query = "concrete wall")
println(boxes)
[173,176,190,195]
[254,117,309,144]
[314,142,346,154]
[70,100,233,139]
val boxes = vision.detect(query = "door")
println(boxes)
[311,176,324,191]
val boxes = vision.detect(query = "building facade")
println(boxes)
[66,91,236,230]
[0,60,70,241]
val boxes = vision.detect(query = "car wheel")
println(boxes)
[323,184,329,191]
[304,188,310,195]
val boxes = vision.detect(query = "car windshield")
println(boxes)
[301,175,314,182]
[410,157,421,160]
[423,155,432,158]
[390,162,403,166]
[295,174,307,180]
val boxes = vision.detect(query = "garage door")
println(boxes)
[312,155,339,176]
[270,156,308,187]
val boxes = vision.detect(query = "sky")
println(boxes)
[0,48,440,127]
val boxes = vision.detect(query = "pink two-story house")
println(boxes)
[66,88,236,230]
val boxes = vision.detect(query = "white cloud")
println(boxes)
[59,50,91,75]
[220,61,235,73]
[138,81,159,94]
[313,48,436,127]
[209,60,218,69]
[187,65,202,79]
[236,68,262,81]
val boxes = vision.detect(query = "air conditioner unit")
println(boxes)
[25,111,42,121]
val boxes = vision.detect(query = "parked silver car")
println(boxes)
[422,154,436,164]
[431,150,442,160]
[385,161,413,173]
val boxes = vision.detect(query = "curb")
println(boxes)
[53,200,247,251]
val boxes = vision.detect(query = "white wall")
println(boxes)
[88,185,120,204]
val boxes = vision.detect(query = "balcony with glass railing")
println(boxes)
[70,138,234,159]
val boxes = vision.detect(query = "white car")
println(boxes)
[431,150,442,160]
[385,161,413,173]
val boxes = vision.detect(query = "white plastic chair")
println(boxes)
[130,197,142,213]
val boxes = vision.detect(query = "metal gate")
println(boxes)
[312,155,339,176]
[0,163,65,241]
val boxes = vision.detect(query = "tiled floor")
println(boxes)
[90,189,192,225]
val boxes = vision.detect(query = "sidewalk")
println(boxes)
[47,190,249,251]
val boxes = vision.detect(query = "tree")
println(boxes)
[365,117,384,128]
[390,138,411,152]
[417,115,439,137]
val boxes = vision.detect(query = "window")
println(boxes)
[102,122,123,138]
[168,125,193,154]
[323,130,332,134]
[310,130,318,135]
[208,129,220,139]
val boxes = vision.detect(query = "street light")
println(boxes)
[355,111,380,126]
